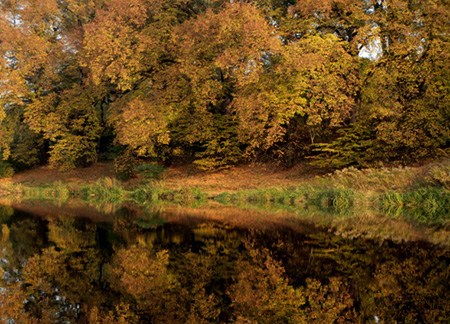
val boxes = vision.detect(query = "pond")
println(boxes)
[0,203,449,323]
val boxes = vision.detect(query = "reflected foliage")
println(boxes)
[0,206,449,323]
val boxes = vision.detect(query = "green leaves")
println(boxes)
[24,86,101,169]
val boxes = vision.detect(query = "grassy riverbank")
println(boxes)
[1,160,450,226]
[215,162,450,226]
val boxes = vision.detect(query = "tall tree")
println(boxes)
[359,0,450,162]
[84,1,280,168]
[169,1,281,168]
[234,33,359,162]
[308,0,450,167]
[0,0,102,169]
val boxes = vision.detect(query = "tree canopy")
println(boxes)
[0,0,449,171]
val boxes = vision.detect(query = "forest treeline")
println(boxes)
[0,0,449,173]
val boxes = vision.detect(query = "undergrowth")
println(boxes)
[6,177,207,207]
[2,160,450,226]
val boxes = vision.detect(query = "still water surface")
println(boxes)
[0,203,449,323]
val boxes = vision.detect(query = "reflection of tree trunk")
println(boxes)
[98,262,106,289]
[307,247,314,270]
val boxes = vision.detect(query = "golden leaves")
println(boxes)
[234,33,359,154]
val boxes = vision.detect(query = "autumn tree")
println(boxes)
[233,33,359,163]
[82,0,192,162]
[361,0,450,162]
[168,1,281,168]
[1,0,449,170]
[0,0,102,169]
[83,1,280,169]
[313,0,450,167]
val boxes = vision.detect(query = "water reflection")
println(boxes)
[0,205,449,323]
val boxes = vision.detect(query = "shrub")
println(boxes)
[323,165,419,191]
[192,115,242,171]
[134,163,167,180]
[426,160,450,189]
[49,138,98,170]
[0,161,14,178]
[83,177,125,203]
[114,150,139,180]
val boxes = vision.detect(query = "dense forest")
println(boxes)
[0,0,449,173]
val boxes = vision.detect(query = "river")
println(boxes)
[0,203,449,323]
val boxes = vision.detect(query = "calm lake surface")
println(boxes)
[0,203,449,323]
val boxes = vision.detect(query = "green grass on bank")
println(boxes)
[214,161,450,226]
[1,177,206,208]
[216,185,450,226]
[2,160,450,226]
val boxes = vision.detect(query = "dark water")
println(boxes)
[0,204,449,323]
